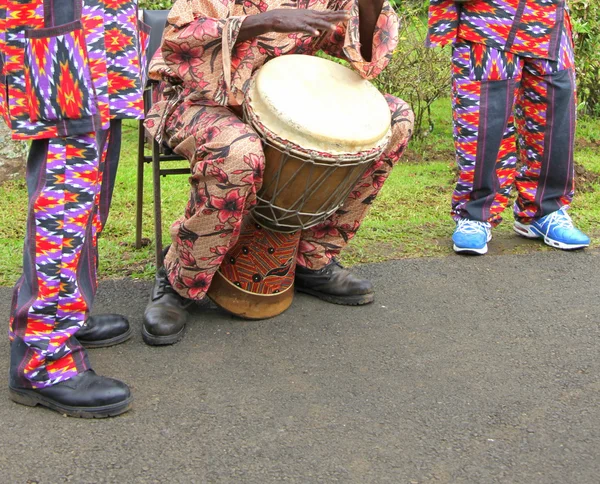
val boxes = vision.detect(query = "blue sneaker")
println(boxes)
[452,219,492,255]
[513,207,590,250]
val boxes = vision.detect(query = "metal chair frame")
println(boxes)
[134,10,190,269]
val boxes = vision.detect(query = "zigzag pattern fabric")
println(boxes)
[10,132,108,388]
[24,26,97,123]
[82,0,111,130]
[0,0,148,140]
[104,0,149,119]
[3,0,145,388]
[427,0,568,61]
[451,20,576,225]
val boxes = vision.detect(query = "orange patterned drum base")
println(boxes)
[207,216,300,319]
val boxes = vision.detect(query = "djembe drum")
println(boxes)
[207,55,391,319]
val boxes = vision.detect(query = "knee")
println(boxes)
[199,124,266,189]
[225,126,264,164]
[383,94,414,152]
[385,94,415,133]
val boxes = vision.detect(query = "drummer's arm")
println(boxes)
[358,0,385,61]
[236,9,350,44]
[319,0,398,79]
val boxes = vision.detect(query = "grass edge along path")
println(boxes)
[1,98,599,286]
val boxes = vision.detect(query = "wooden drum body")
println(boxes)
[207,55,391,319]
[208,217,299,319]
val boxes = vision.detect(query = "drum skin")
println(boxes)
[207,217,300,319]
[246,54,391,232]
[248,54,391,154]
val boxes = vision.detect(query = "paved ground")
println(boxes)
[1,250,599,483]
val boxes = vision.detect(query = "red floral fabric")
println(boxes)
[144,0,413,300]
[162,95,413,300]
[147,0,398,111]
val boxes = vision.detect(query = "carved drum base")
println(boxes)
[207,216,300,319]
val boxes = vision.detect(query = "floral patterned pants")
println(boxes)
[163,95,414,300]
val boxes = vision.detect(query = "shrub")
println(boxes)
[375,6,451,140]
[139,0,172,10]
[570,0,600,117]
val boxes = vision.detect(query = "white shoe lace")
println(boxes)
[455,219,491,235]
[540,209,574,233]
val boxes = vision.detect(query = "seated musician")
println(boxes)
[143,0,414,345]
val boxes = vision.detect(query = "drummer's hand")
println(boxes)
[264,9,351,36]
[237,9,350,45]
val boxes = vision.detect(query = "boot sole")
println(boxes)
[9,387,132,418]
[513,222,590,250]
[141,325,185,346]
[296,287,374,306]
[80,327,133,349]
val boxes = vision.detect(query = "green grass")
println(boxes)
[1,98,599,286]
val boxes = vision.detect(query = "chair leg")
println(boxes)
[152,139,164,268]
[135,120,145,249]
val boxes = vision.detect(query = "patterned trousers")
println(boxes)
[9,121,121,389]
[451,23,576,226]
[163,95,414,300]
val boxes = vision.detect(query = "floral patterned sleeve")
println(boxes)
[160,0,246,105]
[320,0,399,80]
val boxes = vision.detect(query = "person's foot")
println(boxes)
[452,219,492,255]
[78,314,132,348]
[295,259,374,305]
[514,207,590,250]
[142,266,191,345]
[9,370,132,418]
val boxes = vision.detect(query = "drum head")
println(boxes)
[246,55,391,155]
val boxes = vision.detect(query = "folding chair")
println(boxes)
[135,9,190,268]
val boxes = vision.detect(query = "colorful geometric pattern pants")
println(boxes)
[451,23,576,226]
[9,121,122,389]
[162,96,414,301]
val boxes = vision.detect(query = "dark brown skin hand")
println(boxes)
[236,9,351,45]
[358,0,385,61]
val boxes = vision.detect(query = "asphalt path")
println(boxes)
[1,250,599,483]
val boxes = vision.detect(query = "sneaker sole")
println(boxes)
[141,325,186,346]
[453,244,488,255]
[453,232,492,256]
[513,222,590,250]
[80,327,133,349]
[9,387,132,418]
[296,287,375,306]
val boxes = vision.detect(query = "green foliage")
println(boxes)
[375,7,450,140]
[390,0,429,16]
[139,0,172,11]
[570,0,600,117]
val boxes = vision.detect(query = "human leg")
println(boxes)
[77,119,133,348]
[143,102,265,344]
[295,95,413,304]
[9,131,131,417]
[298,94,414,269]
[512,24,589,249]
[449,42,523,254]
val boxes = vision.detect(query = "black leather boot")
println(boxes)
[77,314,132,348]
[9,370,132,418]
[142,266,191,345]
[295,259,374,305]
